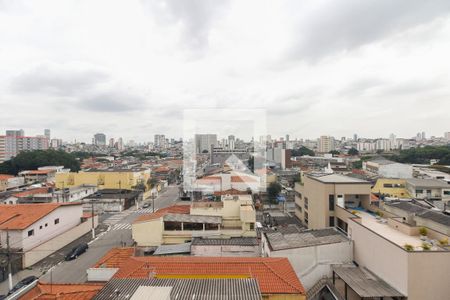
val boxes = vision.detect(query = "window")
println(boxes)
[39,225,42,229]
[295,203,302,212]
[304,211,309,225]
[28,229,34,236]
[329,195,335,211]
[304,197,308,210]
[45,223,48,227]
[444,191,450,195]
[329,216,335,227]
[355,195,359,199]
[249,223,255,230]
[54,218,60,225]
[383,183,393,188]
[416,189,423,194]
[426,190,431,194]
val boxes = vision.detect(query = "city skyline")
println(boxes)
[1,1,450,141]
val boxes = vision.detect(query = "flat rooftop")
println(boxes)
[265,227,349,251]
[308,173,370,184]
[406,178,449,188]
[354,211,434,250]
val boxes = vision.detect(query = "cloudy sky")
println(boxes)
[1,0,450,143]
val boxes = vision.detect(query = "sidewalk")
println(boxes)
[0,224,108,295]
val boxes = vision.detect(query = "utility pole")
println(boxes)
[118,180,122,212]
[91,200,95,239]
[6,229,13,291]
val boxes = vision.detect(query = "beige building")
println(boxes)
[294,173,371,231]
[347,209,450,300]
[132,194,256,247]
[318,136,334,153]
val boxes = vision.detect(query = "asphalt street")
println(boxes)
[0,184,181,293]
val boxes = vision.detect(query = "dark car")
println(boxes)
[7,275,38,295]
[142,203,151,208]
[65,243,89,261]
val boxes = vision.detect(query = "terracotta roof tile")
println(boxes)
[20,282,103,300]
[94,251,304,295]
[231,176,258,183]
[114,256,305,294]
[133,204,190,223]
[12,187,49,198]
[0,174,14,180]
[0,203,81,230]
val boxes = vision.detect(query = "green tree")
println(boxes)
[247,156,254,172]
[329,150,340,155]
[267,182,282,203]
[0,150,80,175]
[291,146,315,157]
[348,148,359,156]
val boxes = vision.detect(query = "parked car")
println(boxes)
[142,203,151,208]
[7,275,38,295]
[65,243,89,261]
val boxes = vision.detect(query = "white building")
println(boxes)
[261,226,352,290]
[363,158,413,178]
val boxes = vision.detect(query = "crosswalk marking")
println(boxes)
[112,223,132,230]
[103,211,131,225]
[135,208,154,214]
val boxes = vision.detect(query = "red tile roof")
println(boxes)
[21,170,55,175]
[213,189,249,196]
[133,204,190,223]
[20,282,103,300]
[112,256,305,295]
[12,187,49,198]
[93,248,304,295]
[231,176,258,183]
[0,203,81,230]
[0,174,14,180]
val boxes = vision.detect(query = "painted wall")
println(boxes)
[132,218,163,246]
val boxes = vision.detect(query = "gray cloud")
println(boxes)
[288,0,450,61]
[77,90,148,113]
[143,0,229,51]
[10,63,109,96]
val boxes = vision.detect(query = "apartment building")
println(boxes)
[132,195,256,247]
[194,134,217,153]
[318,136,334,153]
[372,178,411,198]
[0,130,49,162]
[294,173,371,231]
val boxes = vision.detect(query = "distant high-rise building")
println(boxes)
[0,129,48,162]
[318,135,335,153]
[421,131,426,140]
[44,129,51,140]
[195,134,217,153]
[445,132,450,140]
[154,134,166,149]
[94,133,106,146]
[285,134,290,142]
[109,138,115,148]
[353,133,358,141]
[228,135,235,150]
[117,137,124,151]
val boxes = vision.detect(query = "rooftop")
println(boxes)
[384,201,428,214]
[153,242,192,256]
[163,213,222,224]
[133,205,191,223]
[0,203,81,230]
[265,227,350,251]
[12,187,49,198]
[352,210,428,250]
[332,265,404,298]
[406,178,449,188]
[21,282,104,300]
[416,210,450,226]
[192,237,258,246]
[93,250,305,295]
[308,173,370,184]
[93,278,262,300]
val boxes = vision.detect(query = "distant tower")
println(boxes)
[44,129,51,140]
[353,133,358,141]
[94,133,106,146]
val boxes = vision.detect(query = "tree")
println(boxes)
[329,150,340,155]
[0,149,80,175]
[247,156,254,172]
[348,148,359,156]
[147,177,160,189]
[267,182,282,203]
[291,146,315,157]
